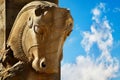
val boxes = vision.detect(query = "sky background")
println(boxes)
[59,0,120,80]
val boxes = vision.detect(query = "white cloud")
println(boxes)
[67,37,75,45]
[64,36,76,47]
[92,8,100,16]
[82,3,113,62]
[62,3,119,80]
[91,3,105,23]
[62,56,119,80]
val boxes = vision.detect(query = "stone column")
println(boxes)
[0,0,5,80]
[0,0,5,50]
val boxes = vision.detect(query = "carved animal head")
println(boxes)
[7,1,73,74]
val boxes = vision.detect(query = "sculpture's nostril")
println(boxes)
[41,61,46,68]
[40,58,46,68]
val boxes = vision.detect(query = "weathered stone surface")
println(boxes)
[0,0,58,49]
[0,0,5,50]
[6,0,58,40]
[0,0,73,80]
[9,0,58,5]
[0,1,5,79]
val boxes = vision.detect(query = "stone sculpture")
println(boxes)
[0,1,73,80]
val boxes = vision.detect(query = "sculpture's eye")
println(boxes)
[34,25,44,35]
[34,25,39,33]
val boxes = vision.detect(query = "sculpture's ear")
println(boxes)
[35,6,50,16]
[27,17,33,28]
[35,7,43,16]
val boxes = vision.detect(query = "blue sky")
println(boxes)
[59,0,120,80]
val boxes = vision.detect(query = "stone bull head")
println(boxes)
[5,1,73,74]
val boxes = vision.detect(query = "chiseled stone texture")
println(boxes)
[6,0,58,40]
[0,0,58,49]
[0,1,5,79]
[0,0,5,50]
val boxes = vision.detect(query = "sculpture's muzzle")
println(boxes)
[28,46,60,73]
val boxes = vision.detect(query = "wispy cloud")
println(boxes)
[62,3,119,80]
[91,3,105,23]
[113,8,120,13]
[67,37,76,45]
[62,56,119,80]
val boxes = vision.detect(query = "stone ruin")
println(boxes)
[0,0,73,80]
